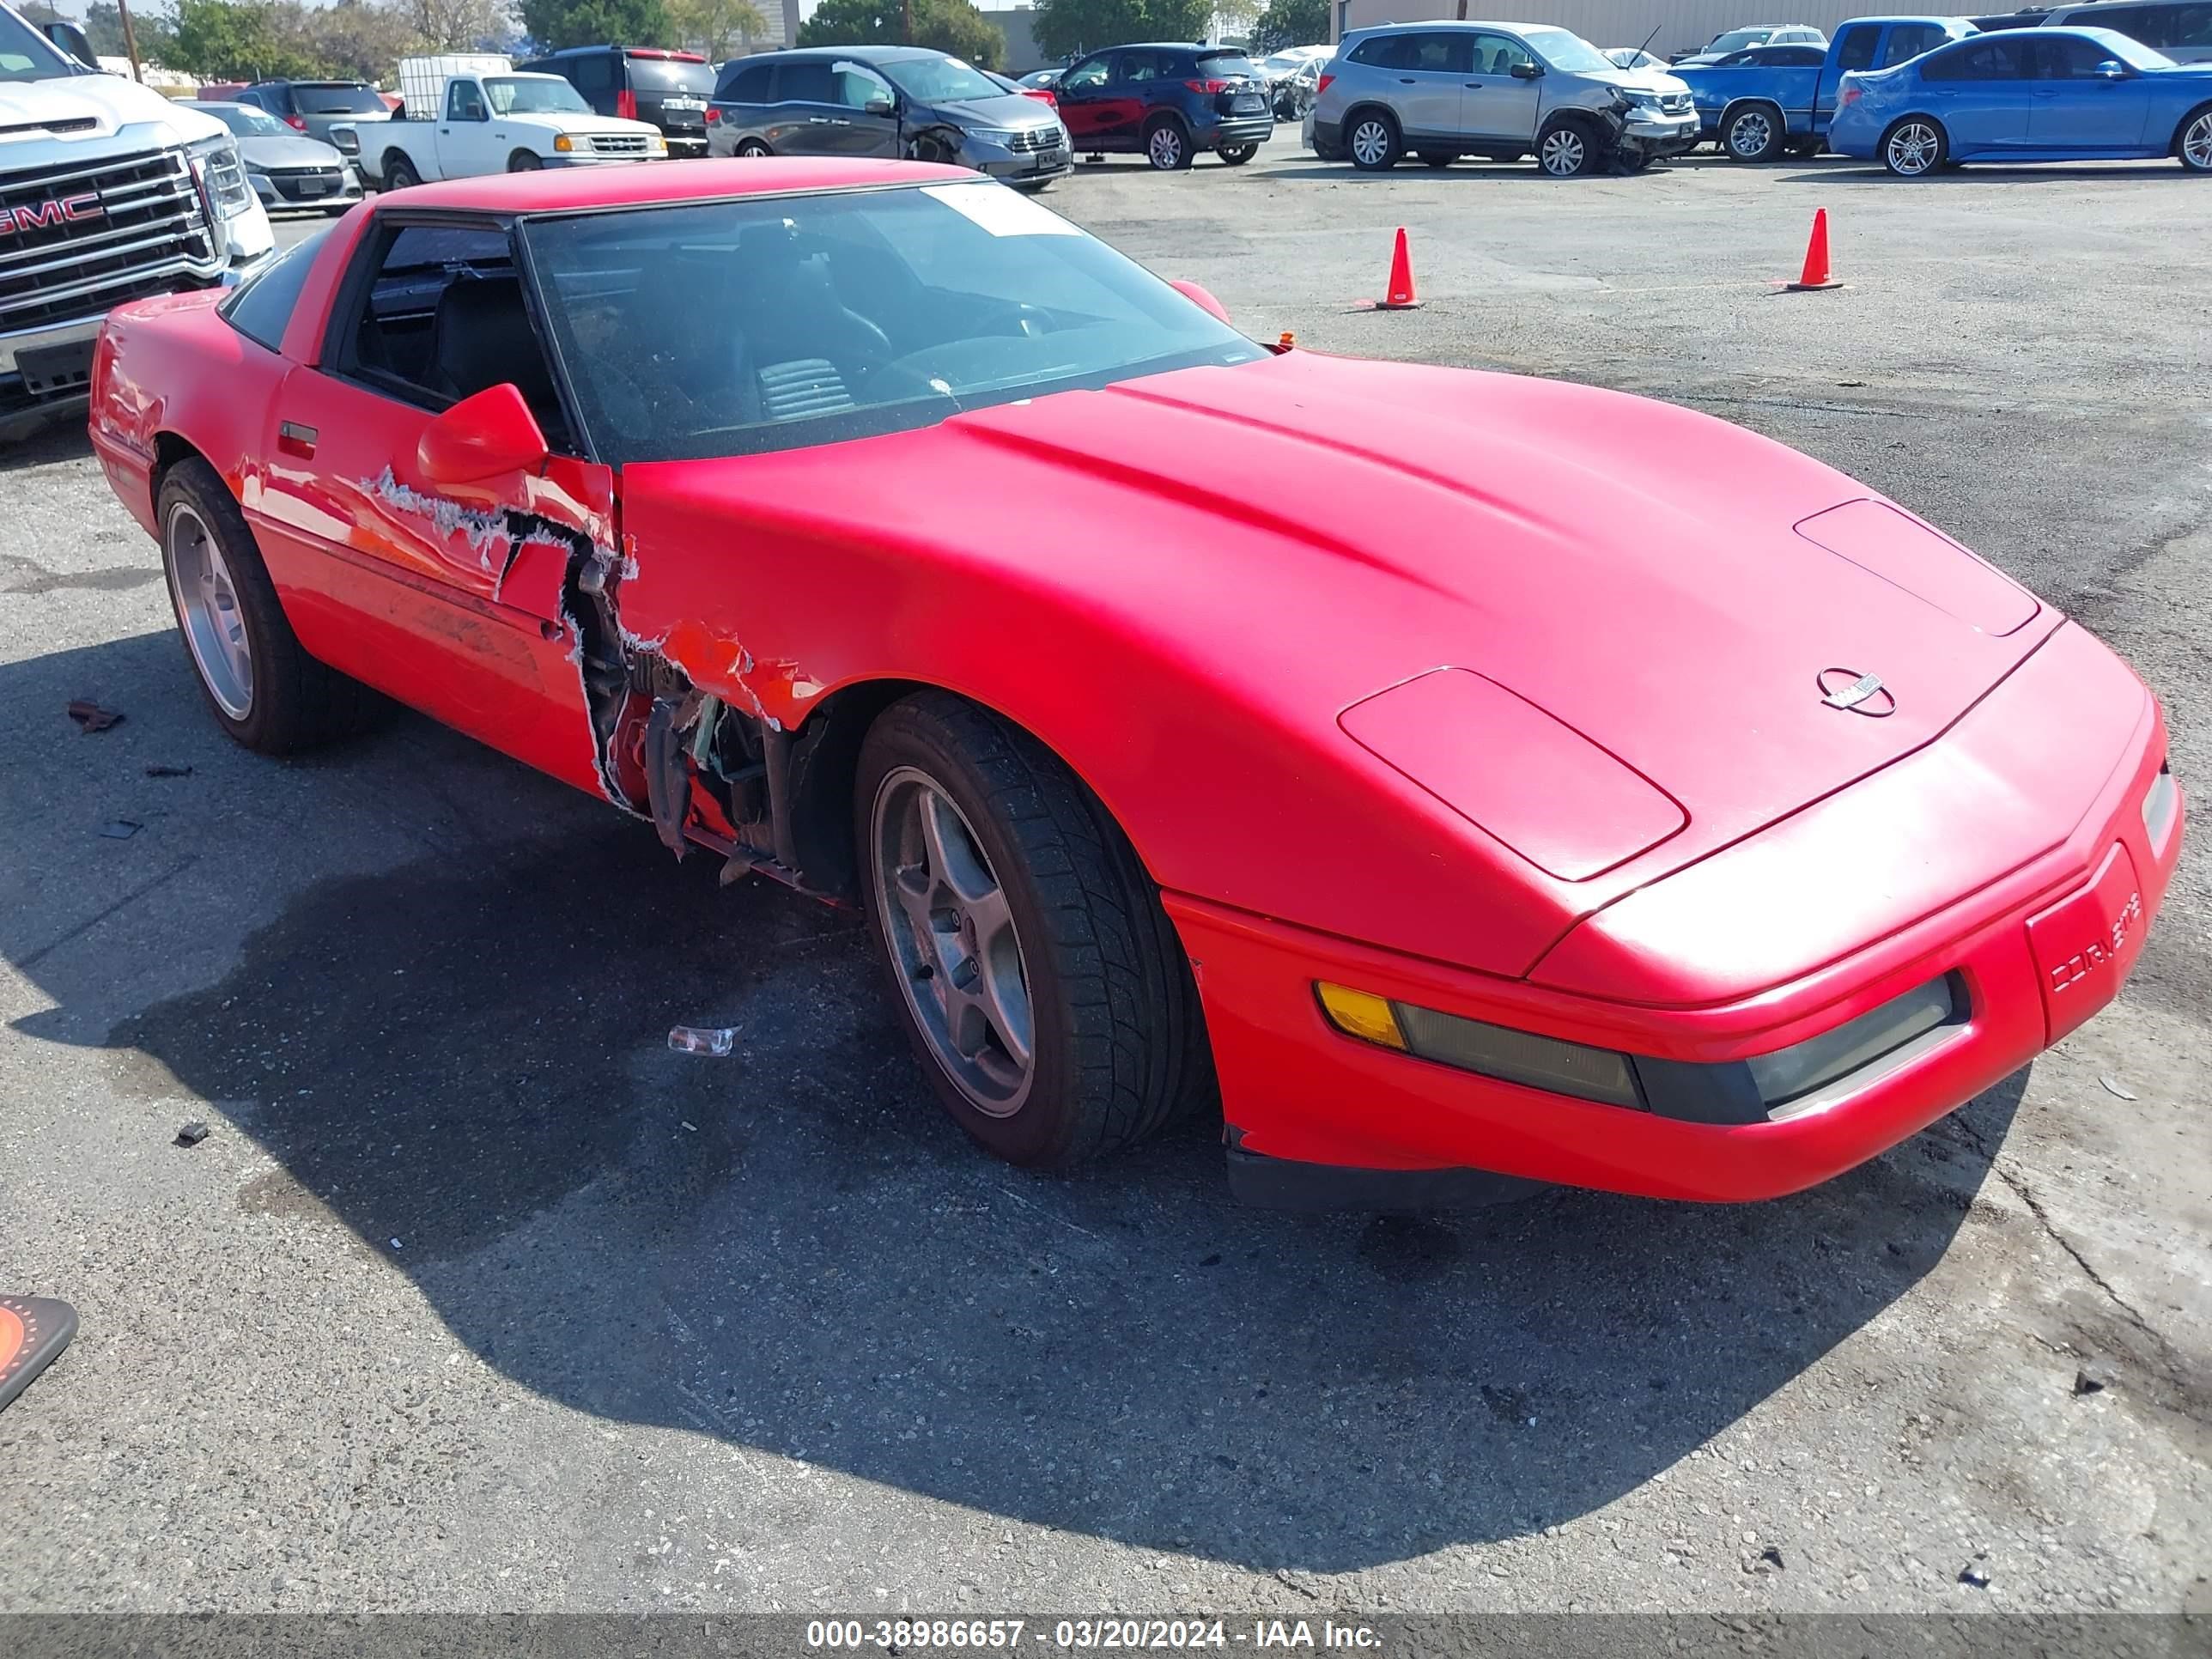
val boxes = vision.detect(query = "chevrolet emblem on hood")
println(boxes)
[1818,668,1897,717]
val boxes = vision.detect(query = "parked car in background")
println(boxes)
[2040,1,2212,60]
[1670,15,1978,160]
[238,79,393,149]
[1830,25,2212,169]
[1309,21,1698,176]
[1966,8,2051,28]
[1256,44,1332,86]
[518,45,718,156]
[1605,46,1669,68]
[184,101,363,215]
[1052,42,1273,168]
[1019,68,1063,89]
[1672,23,1828,65]
[708,46,1071,189]
[984,66,1059,108]
[370,66,666,185]
[1274,53,1330,118]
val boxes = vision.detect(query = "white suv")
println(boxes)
[1306,21,1698,176]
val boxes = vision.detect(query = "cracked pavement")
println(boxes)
[1,147,2207,1616]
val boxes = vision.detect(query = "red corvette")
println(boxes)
[89,159,2181,1210]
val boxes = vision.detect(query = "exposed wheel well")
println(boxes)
[149,431,206,522]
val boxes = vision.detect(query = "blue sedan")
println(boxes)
[1829,27,2212,173]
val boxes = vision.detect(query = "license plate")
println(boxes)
[15,337,93,395]
[1232,95,1264,112]
[2026,841,2147,1040]
[664,97,704,110]
[297,176,333,195]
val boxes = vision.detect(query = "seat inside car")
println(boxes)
[427,276,570,446]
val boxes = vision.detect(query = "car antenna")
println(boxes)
[1632,21,1663,62]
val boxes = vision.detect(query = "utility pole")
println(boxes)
[902,0,913,43]
[117,0,145,82]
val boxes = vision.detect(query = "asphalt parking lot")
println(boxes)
[3,137,2209,1620]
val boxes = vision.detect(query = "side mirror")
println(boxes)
[1169,278,1230,323]
[42,21,100,68]
[2095,59,2128,78]
[418,383,548,485]
[1509,60,1543,80]
[866,94,896,116]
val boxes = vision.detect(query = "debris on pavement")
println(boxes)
[143,763,193,778]
[2075,1363,2115,1395]
[669,1025,738,1057]
[98,819,142,839]
[1959,1564,1991,1589]
[173,1121,209,1146]
[2100,1075,2138,1100]
[1759,1546,1786,1571]
[66,700,123,732]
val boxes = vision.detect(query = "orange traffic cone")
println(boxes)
[1374,228,1420,309]
[1782,208,1845,291]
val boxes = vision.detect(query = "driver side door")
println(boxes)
[830,61,902,156]
[438,77,503,175]
[1053,53,1117,145]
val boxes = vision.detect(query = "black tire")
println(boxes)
[507,149,543,172]
[736,137,772,157]
[1536,117,1601,178]
[1880,115,1948,177]
[380,151,419,191]
[855,692,1212,1170]
[1417,149,1454,167]
[1142,116,1193,170]
[1344,108,1401,171]
[1218,143,1257,165]
[156,458,375,756]
[1722,102,1785,163]
[2177,103,2212,173]
[1012,178,1055,193]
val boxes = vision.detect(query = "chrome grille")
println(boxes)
[1660,92,1693,114]
[0,147,219,334]
[1004,127,1064,154]
[587,133,650,154]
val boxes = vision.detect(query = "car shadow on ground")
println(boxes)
[1,631,2026,1573]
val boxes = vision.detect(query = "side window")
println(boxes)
[775,60,835,103]
[1468,33,1530,75]
[1352,33,1413,69]
[719,60,770,100]
[1946,37,2033,77]
[1834,25,1879,70]
[1060,54,1110,88]
[570,52,617,94]
[2039,34,2112,74]
[220,227,331,353]
[1118,50,1164,82]
[2172,5,2212,48]
[833,64,893,108]
[1881,25,1949,66]
[340,222,568,447]
[446,80,487,120]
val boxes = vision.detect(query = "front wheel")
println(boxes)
[1144,118,1193,170]
[858,693,1211,1169]
[507,149,543,172]
[1723,105,1784,163]
[1346,111,1400,170]
[1218,143,1256,165]
[1881,117,1947,177]
[736,138,772,157]
[2178,105,2212,173]
[1536,119,1599,178]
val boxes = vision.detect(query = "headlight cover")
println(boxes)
[186,133,255,221]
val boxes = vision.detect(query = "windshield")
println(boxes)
[626,55,715,93]
[204,102,291,137]
[880,55,1004,102]
[0,9,78,82]
[487,75,592,114]
[523,182,1263,465]
[295,82,388,113]
[1705,28,1771,53]
[1522,27,1615,73]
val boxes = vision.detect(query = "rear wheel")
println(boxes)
[1536,118,1599,178]
[1881,117,1947,177]
[1723,103,1784,163]
[858,693,1211,1169]
[1143,116,1193,170]
[1218,143,1257,165]
[2178,104,2212,172]
[157,459,374,755]
[380,151,419,190]
[507,149,543,172]
[736,137,771,157]
[1346,110,1400,170]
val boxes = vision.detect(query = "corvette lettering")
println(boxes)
[2048,890,2144,994]
[0,192,102,235]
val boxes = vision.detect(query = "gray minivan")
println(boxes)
[2038,1,2212,59]
[707,46,1072,190]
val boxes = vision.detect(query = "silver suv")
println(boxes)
[1307,21,1699,175]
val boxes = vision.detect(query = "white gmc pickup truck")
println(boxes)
[365,63,666,187]
[0,3,274,436]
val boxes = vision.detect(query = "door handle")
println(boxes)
[808,115,830,123]
[1399,76,1416,83]
[277,421,317,459]
[2033,88,2060,97]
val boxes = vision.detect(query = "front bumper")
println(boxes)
[963,130,1073,183]
[1306,113,1340,159]
[1620,110,1701,155]
[1171,626,2181,1207]
[250,170,364,211]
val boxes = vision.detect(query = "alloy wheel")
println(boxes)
[166,501,252,720]
[1540,128,1586,176]
[1729,112,1772,159]
[1350,118,1390,167]
[2184,112,2212,171]
[1147,125,1185,168]
[872,766,1036,1115]
[1887,122,1940,175]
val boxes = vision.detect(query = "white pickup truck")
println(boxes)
[0,3,273,436]
[362,58,666,187]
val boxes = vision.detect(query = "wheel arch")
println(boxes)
[1719,96,1785,132]
[2173,99,2212,157]
[1338,100,1400,140]
[149,430,211,524]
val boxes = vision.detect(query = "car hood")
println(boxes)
[1584,65,1695,94]
[519,112,662,136]
[0,72,228,145]
[707,352,2051,890]
[926,91,1065,130]
[236,132,345,167]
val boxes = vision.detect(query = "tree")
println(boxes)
[302,0,423,81]
[666,0,763,58]
[1030,0,1211,63]
[396,0,517,51]
[85,2,179,63]
[797,0,1004,68]
[168,0,323,80]
[517,0,672,51]
[1248,0,1325,53]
